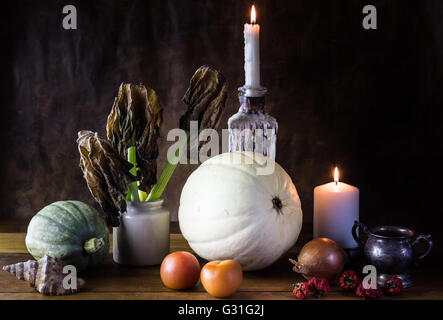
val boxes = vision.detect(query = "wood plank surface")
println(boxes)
[0,233,189,254]
[0,231,442,300]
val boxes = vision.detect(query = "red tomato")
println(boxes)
[160,251,200,289]
[200,260,243,298]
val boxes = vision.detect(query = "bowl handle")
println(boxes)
[352,221,369,248]
[412,234,433,263]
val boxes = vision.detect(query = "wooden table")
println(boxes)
[0,223,442,300]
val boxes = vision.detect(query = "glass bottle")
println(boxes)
[228,86,278,159]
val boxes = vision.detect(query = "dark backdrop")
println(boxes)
[1,0,442,233]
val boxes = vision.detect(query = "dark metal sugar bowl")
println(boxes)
[352,221,433,288]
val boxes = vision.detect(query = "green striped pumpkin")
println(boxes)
[25,200,110,272]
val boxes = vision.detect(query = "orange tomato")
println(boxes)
[160,251,200,289]
[200,260,243,298]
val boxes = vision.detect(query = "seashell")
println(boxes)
[3,255,85,296]
[2,259,38,285]
[35,255,85,296]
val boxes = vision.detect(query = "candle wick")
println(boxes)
[335,181,338,186]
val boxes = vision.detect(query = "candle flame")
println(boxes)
[251,5,257,24]
[334,167,339,184]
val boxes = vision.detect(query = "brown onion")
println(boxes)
[289,238,347,280]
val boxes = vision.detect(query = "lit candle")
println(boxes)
[244,5,260,92]
[313,167,360,249]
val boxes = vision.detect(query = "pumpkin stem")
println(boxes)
[272,197,283,213]
[84,237,105,254]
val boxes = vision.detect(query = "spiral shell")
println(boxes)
[2,259,38,285]
[3,255,85,296]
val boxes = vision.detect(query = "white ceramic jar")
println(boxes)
[113,199,170,266]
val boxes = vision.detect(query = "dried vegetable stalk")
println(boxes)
[77,130,137,226]
[77,83,162,226]
[147,66,228,201]
[78,68,225,222]
[180,65,228,134]
[106,83,163,192]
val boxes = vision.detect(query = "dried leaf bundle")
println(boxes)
[146,66,228,201]
[77,83,162,226]
[77,130,137,226]
[78,69,226,216]
[107,83,163,191]
[180,66,228,135]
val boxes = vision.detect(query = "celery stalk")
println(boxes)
[127,146,140,202]
[138,186,148,202]
[146,131,189,202]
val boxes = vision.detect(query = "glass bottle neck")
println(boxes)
[238,95,266,113]
[238,85,267,113]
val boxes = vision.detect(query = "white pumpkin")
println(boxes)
[178,151,303,271]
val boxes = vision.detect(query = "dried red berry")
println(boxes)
[339,270,361,291]
[292,282,310,299]
[356,282,383,299]
[383,276,404,296]
[308,277,330,298]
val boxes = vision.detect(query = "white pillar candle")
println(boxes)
[313,167,359,249]
[244,5,260,90]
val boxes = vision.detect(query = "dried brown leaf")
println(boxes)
[180,66,228,136]
[77,130,136,226]
[106,83,162,191]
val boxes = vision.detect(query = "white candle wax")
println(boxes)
[244,22,260,90]
[313,181,359,249]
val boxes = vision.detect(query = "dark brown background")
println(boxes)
[1,0,442,232]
